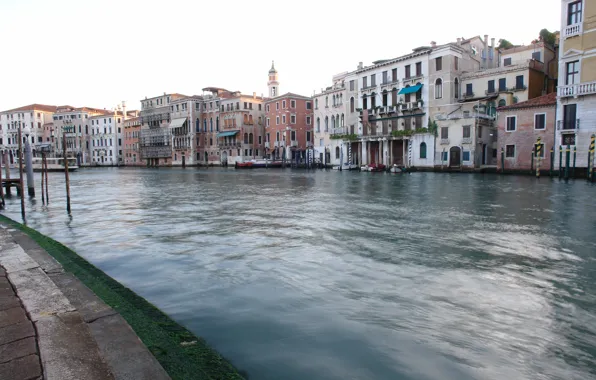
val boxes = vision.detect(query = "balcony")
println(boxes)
[557,119,580,131]
[509,85,527,92]
[402,75,423,86]
[290,140,298,147]
[564,23,582,39]
[463,92,475,99]
[265,142,270,149]
[485,89,498,96]
[306,141,313,148]
[410,101,423,110]
[462,137,473,144]
[399,103,409,112]
[559,81,596,98]
[440,138,450,145]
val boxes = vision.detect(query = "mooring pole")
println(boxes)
[572,146,577,179]
[559,146,563,180]
[0,150,4,208]
[3,152,11,196]
[549,147,554,177]
[44,154,49,203]
[63,130,71,213]
[531,147,535,175]
[536,137,542,178]
[500,147,505,174]
[41,152,45,205]
[589,134,595,183]
[24,136,35,197]
[18,126,25,219]
[565,144,570,181]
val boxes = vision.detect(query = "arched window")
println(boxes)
[498,99,506,107]
[331,116,335,129]
[513,97,518,104]
[216,116,219,131]
[315,99,319,109]
[335,146,340,159]
[196,118,200,131]
[203,119,207,132]
[340,94,343,104]
[420,142,427,159]
[392,88,398,106]
[325,96,329,107]
[435,79,443,99]
[244,133,249,144]
[454,78,459,99]
[249,115,253,124]
[210,118,213,132]
[341,114,344,127]
[317,117,321,132]
[249,133,254,144]
[243,114,248,123]
[325,116,329,132]
[350,97,355,113]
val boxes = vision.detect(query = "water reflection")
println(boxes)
[2,168,596,380]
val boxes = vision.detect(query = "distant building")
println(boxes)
[556,0,596,170]
[123,116,142,166]
[88,106,138,166]
[497,93,557,171]
[169,96,202,166]
[0,104,57,164]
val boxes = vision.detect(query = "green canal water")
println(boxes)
[2,168,596,380]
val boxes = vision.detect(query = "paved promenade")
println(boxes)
[0,223,170,380]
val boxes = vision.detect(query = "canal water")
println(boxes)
[2,168,596,380]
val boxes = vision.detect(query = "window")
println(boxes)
[335,146,340,159]
[568,1,583,25]
[435,57,442,71]
[435,79,443,99]
[420,142,427,159]
[504,57,512,66]
[566,61,580,85]
[282,100,286,108]
[350,80,355,91]
[463,151,470,161]
[516,75,525,90]
[267,105,270,112]
[350,97,355,113]
[305,101,311,109]
[454,57,459,71]
[282,115,286,124]
[441,127,448,139]
[506,116,517,131]
[276,116,280,125]
[306,116,311,125]
[315,99,318,109]
[466,83,473,96]
[259,104,262,111]
[442,152,448,161]
[463,125,471,138]
[382,91,388,106]
[363,76,368,88]
[316,118,320,132]
[488,80,495,94]
[534,143,545,158]
[505,145,515,158]
[325,117,329,132]
[290,115,296,124]
[563,104,577,130]
[276,102,280,110]
[534,114,546,130]
[405,65,411,79]
[499,78,507,91]
[371,74,376,87]
[290,131,296,141]
[392,68,397,82]
[416,62,422,76]
[325,96,329,107]
[563,133,576,145]
[306,131,311,142]
[532,51,542,62]
[363,96,368,110]
[498,99,506,107]
[382,71,388,84]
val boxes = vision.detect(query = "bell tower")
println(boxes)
[268,61,279,98]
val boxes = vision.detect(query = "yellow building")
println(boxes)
[557,0,596,168]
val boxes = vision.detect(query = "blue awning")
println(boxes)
[217,131,239,138]
[398,84,423,95]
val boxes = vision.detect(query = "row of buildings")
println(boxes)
[1,1,593,172]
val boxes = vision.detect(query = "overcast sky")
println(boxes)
[0,0,560,112]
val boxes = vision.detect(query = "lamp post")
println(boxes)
[23,125,35,197]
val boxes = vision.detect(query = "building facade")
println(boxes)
[497,93,557,171]
[556,0,596,170]
[0,104,57,164]
[124,116,142,166]
[89,110,128,166]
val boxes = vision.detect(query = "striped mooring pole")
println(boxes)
[559,145,563,179]
[589,134,595,183]
[536,137,542,178]
[549,147,554,177]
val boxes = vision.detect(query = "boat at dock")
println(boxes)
[332,163,359,171]
[31,157,79,172]
[235,159,284,169]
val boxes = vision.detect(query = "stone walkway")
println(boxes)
[0,224,170,380]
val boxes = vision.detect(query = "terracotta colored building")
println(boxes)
[497,92,556,171]
[124,116,142,166]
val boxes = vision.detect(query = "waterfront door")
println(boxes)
[449,147,461,167]
[482,144,487,165]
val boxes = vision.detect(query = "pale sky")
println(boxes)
[0,0,560,112]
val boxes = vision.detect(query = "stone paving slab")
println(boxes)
[0,354,42,380]
[0,320,35,346]
[89,313,170,380]
[0,306,27,328]
[36,311,115,380]
[8,267,75,321]
[10,230,62,273]
[0,336,37,364]
[0,295,21,310]
[0,245,40,273]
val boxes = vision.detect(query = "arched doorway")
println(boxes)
[221,151,228,165]
[449,146,461,167]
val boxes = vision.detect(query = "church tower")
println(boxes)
[268,61,279,98]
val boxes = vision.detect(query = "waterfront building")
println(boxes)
[53,105,111,166]
[264,62,314,161]
[197,87,231,165]
[139,93,187,166]
[496,93,557,171]
[555,0,596,170]
[89,107,135,166]
[123,116,142,166]
[218,92,266,164]
[169,95,203,166]
[0,104,57,164]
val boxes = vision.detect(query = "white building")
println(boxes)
[89,109,126,166]
[0,104,56,164]
[555,0,596,170]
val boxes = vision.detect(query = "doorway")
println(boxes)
[449,146,461,167]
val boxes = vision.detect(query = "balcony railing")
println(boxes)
[462,137,473,144]
[440,138,450,145]
[463,92,475,99]
[557,119,580,131]
[509,85,527,92]
[564,23,582,39]
[485,89,498,96]
[306,141,313,148]
[559,81,596,98]
[290,140,298,147]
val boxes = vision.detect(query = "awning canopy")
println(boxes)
[398,84,423,95]
[217,130,239,138]
[169,117,187,129]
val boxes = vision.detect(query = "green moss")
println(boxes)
[0,214,245,380]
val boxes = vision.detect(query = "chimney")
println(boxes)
[457,38,461,45]
[431,41,437,48]
[122,101,127,121]
[253,92,256,99]
[483,35,489,68]
[358,62,363,70]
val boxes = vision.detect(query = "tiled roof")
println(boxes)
[497,92,556,111]
[2,104,57,113]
